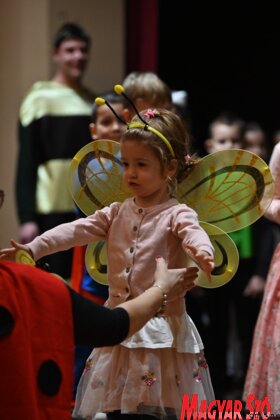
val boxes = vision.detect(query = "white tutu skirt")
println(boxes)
[73,314,215,419]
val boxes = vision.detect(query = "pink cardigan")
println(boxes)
[28,197,213,316]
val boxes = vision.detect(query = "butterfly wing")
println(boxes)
[68,139,131,216]
[194,221,239,288]
[85,241,108,286]
[68,144,273,288]
[176,149,274,233]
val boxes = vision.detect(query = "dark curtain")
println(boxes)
[125,0,159,73]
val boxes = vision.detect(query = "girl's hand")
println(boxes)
[185,244,215,282]
[0,239,32,262]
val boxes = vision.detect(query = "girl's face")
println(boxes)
[121,140,176,207]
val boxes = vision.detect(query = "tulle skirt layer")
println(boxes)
[73,345,214,419]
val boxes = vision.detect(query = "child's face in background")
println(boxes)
[205,123,242,153]
[243,130,268,160]
[89,103,125,141]
[121,140,176,207]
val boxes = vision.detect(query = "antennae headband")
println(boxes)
[128,121,175,157]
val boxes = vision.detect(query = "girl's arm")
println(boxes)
[173,206,215,280]
[0,205,118,262]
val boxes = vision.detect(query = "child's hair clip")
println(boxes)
[184,153,198,170]
[144,109,158,119]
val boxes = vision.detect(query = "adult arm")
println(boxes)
[69,287,129,347]
[71,258,198,345]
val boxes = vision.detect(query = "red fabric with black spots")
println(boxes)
[0,261,74,420]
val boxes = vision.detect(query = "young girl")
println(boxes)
[0,108,215,419]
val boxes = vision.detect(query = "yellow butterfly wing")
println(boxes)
[176,149,274,233]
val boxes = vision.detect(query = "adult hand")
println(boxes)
[118,257,198,337]
[153,257,198,300]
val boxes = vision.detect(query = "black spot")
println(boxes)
[0,306,15,337]
[37,360,62,396]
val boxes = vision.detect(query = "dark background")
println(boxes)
[158,1,280,153]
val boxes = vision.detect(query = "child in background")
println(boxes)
[1,108,215,419]
[122,71,172,120]
[203,111,244,153]
[189,112,274,400]
[89,90,125,143]
[71,90,125,303]
[243,122,272,162]
[70,90,125,399]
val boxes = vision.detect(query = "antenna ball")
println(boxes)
[114,84,124,95]
[95,97,105,105]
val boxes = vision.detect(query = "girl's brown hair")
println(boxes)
[121,109,195,191]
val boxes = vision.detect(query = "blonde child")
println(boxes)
[122,71,172,120]
[0,108,215,419]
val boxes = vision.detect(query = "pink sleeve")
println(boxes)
[28,203,120,261]
[172,205,214,257]
[265,143,280,223]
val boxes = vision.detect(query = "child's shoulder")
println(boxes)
[169,200,198,218]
